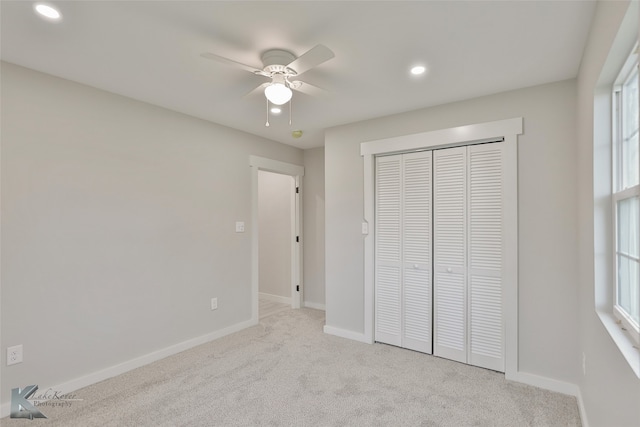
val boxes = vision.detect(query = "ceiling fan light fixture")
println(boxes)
[264,82,292,105]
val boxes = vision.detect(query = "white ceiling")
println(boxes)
[1,1,596,149]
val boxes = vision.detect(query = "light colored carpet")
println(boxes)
[259,298,290,319]
[3,308,580,426]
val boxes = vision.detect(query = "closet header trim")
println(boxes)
[360,117,523,157]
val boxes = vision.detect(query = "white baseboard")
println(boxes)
[303,301,326,311]
[323,325,372,344]
[507,371,580,396]
[259,292,291,305]
[0,318,258,418]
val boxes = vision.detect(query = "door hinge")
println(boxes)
[296,187,299,194]
[296,285,300,292]
[296,236,299,242]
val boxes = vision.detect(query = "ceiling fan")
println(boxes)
[201,45,335,126]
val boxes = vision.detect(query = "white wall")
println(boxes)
[302,147,325,309]
[576,1,640,426]
[0,62,303,407]
[325,79,579,385]
[258,170,292,299]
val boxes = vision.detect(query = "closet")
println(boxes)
[375,142,507,372]
[375,151,433,354]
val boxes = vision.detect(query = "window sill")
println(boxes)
[597,310,640,378]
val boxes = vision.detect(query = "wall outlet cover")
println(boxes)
[7,345,23,366]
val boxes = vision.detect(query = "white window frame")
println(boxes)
[611,44,640,346]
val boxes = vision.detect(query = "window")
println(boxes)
[613,44,640,344]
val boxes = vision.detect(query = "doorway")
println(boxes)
[250,156,304,324]
[258,170,295,319]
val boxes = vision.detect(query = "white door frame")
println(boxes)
[360,117,522,378]
[250,156,304,323]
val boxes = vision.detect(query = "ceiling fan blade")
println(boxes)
[289,80,329,97]
[244,82,270,98]
[286,44,334,76]
[200,52,265,75]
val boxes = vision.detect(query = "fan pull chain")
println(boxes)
[289,97,292,126]
[265,98,270,127]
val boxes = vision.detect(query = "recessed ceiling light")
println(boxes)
[34,3,62,20]
[270,107,282,114]
[410,65,426,76]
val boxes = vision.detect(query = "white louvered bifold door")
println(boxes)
[375,155,402,347]
[375,152,432,353]
[468,143,505,372]
[433,147,468,364]
[376,144,508,370]
[402,152,433,353]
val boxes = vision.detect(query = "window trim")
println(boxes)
[611,43,640,346]
[593,0,639,379]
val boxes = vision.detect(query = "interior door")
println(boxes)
[467,143,506,372]
[375,152,432,353]
[433,143,506,372]
[375,144,506,371]
[433,146,468,364]
[375,155,402,347]
[402,152,433,353]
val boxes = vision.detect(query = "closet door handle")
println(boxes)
[447,267,453,273]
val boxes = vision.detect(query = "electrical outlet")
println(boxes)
[7,345,23,366]
[211,298,218,310]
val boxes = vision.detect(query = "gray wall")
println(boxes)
[258,170,293,299]
[0,62,303,405]
[325,79,579,385]
[576,1,640,426]
[303,147,325,309]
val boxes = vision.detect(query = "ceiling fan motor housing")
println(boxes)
[261,49,297,75]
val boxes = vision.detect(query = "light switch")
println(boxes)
[235,222,245,233]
